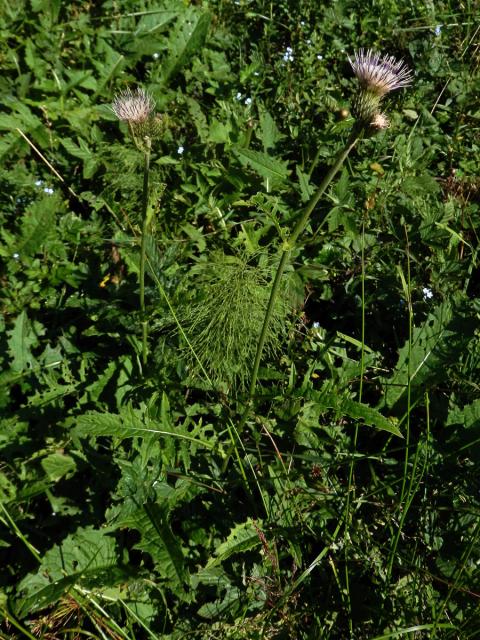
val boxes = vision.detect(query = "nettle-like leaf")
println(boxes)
[207,518,262,568]
[7,311,45,372]
[233,147,291,187]
[296,390,402,438]
[162,6,211,81]
[119,503,190,595]
[17,194,60,257]
[381,297,480,409]
[14,527,122,617]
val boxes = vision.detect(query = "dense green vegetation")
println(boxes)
[1,1,479,638]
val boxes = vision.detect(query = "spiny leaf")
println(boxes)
[234,147,290,184]
[120,504,189,593]
[15,527,120,617]
[382,297,480,408]
[162,7,211,81]
[7,311,44,372]
[74,406,216,450]
[207,518,261,567]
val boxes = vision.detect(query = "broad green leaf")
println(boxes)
[258,108,283,151]
[447,398,480,428]
[120,504,189,592]
[234,147,290,184]
[7,311,43,372]
[162,8,211,81]
[197,586,242,619]
[18,194,59,257]
[41,453,77,482]
[15,527,120,617]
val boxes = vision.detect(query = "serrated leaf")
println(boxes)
[297,392,402,437]
[15,527,120,617]
[18,195,58,256]
[7,311,42,372]
[341,399,402,437]
[74,407,216,449]
[382,298,479,408]
[447,398,480,429]
[258,109,283,151]
[41,453,77,482]
[197,586,242,619]
[207,518,261,567]
[234,147,290,184]
[61,138,99,177]
[120,504,189,592]
[296,165,314,202]
[162,8,211,81]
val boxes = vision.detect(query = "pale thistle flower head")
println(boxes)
[112,88,155,124]
[348,49,413,128]
[349,49,413,97]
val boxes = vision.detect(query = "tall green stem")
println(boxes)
[248,129,361,399]
[222,129,362,473]
[140,138,151,367]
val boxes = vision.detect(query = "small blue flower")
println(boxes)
[282,47,294,62]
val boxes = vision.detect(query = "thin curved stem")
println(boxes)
[139,139,151,367]
[248,128,361,399]
[223,129,362,473]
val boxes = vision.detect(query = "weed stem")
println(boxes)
[140,138,151,368]
[248,128,361,398]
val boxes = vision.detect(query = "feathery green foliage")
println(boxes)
[181,252,291,391]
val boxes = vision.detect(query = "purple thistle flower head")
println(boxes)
[111,88,155,124]
[349,49,413,96]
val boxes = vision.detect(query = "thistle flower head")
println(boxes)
[111,88,155,124]
[349,49,413,97]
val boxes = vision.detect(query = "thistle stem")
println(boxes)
[222,129,361,474]
[248,129,361,399]
[139,138,151,367]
